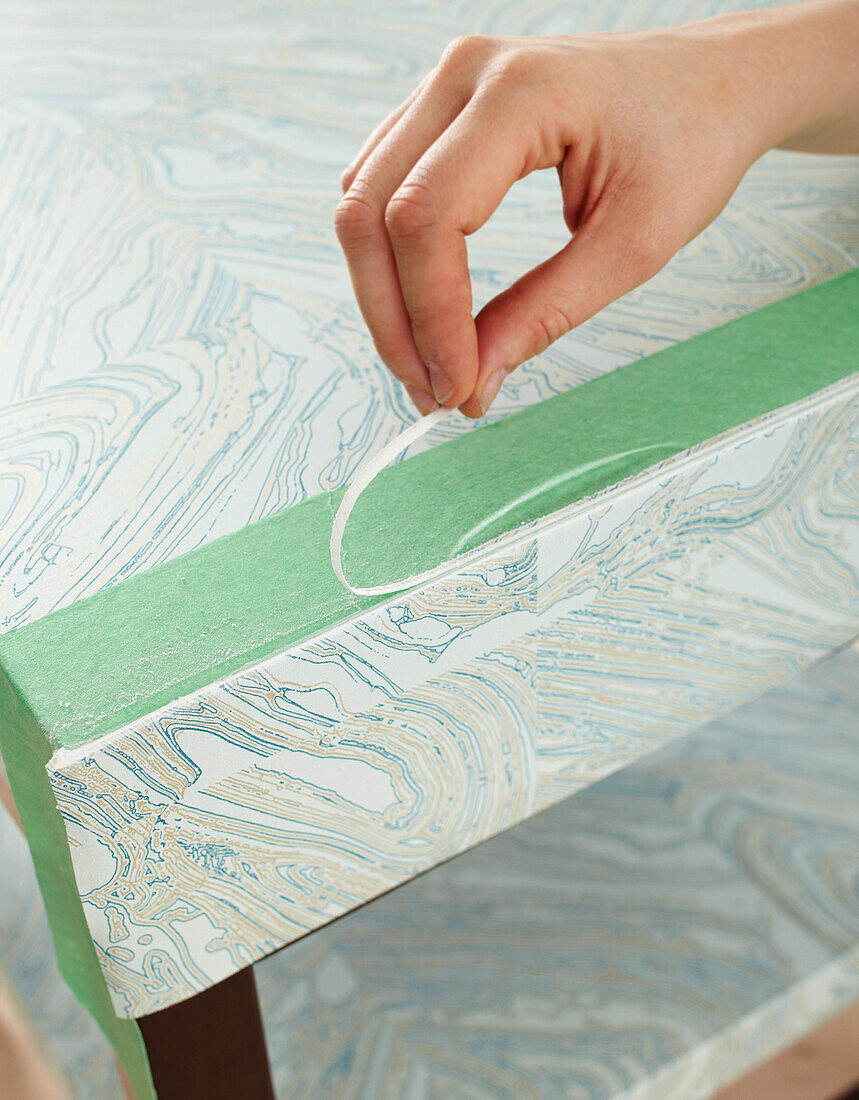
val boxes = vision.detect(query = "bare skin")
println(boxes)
[334,0,859,418]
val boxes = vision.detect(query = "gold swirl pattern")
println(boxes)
[48,381,859,1015]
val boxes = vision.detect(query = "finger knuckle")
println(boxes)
[384,182,437,242]
[334,187,380,246]
[486,46,535,90]
[626,229,666,281]
[531,302,574,352]
[439,33,494,73]
[339,164,358,194]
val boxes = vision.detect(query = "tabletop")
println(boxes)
[1,0,857,630]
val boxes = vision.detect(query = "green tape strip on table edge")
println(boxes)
[0,268,857,1096]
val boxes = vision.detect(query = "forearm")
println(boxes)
[676,0,859,156]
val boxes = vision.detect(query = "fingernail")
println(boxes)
[405,385,439,416]
[479,368,506,415]
[427,364,454,405]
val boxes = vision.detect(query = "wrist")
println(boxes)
[666,17,800,163]
[674,2,859,157]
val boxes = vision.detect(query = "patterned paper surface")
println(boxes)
[50,382,859,1014]
[0,0,856,1028]
[257,645,859,1100]
[0,0,857,631]
[5,647,858,1099]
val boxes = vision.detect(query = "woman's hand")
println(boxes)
[335,4,859,418]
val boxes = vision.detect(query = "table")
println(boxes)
[0,1,856,1096]
[2,646,858,1097]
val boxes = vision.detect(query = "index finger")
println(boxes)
[384,91,532,408]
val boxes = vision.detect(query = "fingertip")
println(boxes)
[421,350,481,409]
[470,309,515,416]
[426,363,455,405]
[477,367,507,415]
[458,369,505,419]
[404,384,440,416]
[457,394,484,419]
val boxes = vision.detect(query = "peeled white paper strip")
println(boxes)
[329,407,681,597]
[330,405,458,596]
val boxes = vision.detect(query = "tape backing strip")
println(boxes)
[331,405,457,595]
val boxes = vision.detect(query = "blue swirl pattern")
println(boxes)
[255,644,859,1100]
[1,0,857,1034]
[48,381,859,1015]
[6,645,859,1098]
[0,0,857,630]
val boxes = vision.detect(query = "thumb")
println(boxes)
[462,207,667,417]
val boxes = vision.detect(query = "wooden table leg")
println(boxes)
[137,967,275,1100]
[712,999,859,1100]
[3,779,274,1099]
